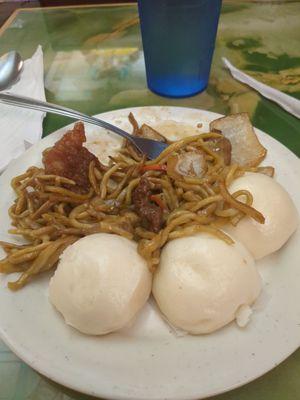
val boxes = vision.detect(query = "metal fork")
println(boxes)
[0,93,169,160]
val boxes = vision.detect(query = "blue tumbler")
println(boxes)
[138,0,222,98]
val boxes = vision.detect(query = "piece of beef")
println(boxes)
[128,113,167,142]
[42,122,100,193]
[206,136,232,165]
[132,177,163,233]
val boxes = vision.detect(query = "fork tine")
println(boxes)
[132,137,169,160]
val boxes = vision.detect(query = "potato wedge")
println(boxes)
[210,113,266,167]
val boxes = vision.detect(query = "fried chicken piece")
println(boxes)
[43,122,99,193]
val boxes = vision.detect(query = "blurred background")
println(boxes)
[0,0,136,27]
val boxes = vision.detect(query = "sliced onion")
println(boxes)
[167,151,206,180]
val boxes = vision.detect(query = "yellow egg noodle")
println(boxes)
[0,116,268,290]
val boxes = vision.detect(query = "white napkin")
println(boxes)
[222,57,300,119]
[0,46,45,172]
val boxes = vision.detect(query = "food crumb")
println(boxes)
[236,304,253,327]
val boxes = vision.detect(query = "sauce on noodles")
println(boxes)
[0,114,267,290]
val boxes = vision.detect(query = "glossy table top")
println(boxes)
[0,2,299,399]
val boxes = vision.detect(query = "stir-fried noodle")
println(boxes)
[0,115,265,290]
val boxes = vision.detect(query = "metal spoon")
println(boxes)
[0,51,23,91]
[0,92,169,160]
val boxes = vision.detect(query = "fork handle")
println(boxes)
[0,92,133,142]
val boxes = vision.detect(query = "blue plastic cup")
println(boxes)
[138,0,222,98]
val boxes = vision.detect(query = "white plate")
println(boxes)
[0,106,300,400]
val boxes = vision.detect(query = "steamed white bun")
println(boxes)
[227,172,299,259]
[49,233,152,335]
[152,233,262,334]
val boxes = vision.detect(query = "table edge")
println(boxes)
[0,9,20,37]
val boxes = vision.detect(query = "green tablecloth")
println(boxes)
[0,2,299,399]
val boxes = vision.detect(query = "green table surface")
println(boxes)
[0,1,299,399]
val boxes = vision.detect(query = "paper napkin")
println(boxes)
[0,45,45,172]
[222,57,300,119]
